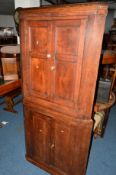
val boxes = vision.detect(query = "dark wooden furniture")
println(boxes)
[0,79,21,114]
[93,50,116,137]
[0,79,21,95]
[101,50,116,90]
[0,79,21,127]
[0,36,17,45]
[0,45,21,113]
[0,45,20,81]
[94,92,115,112]
[20,3,108,175]
[94,92,115,137]
[108,18,116,51]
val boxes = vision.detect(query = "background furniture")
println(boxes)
[20,3,108,175]
[0,79,21,127]
[94,92,115,137]
[102,50,116,90]
[0,45,21,113]
[0,45,20,80]
[0,27,17,45]
[0,36,17,45]
[0,79,21,114]
[94,50,116,137]
[107,18,116,51]
[0,79,21,95]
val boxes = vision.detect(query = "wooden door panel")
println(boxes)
[52,20,87,107]
[52,121,72,173]
[55,21,80,61]
[25,21,53,99]
[29,21,51,55]
[24,107,51,164]
[30,27,48,53]
[53,120,93,175]
[30,58,51,98]
[54,61,76,104]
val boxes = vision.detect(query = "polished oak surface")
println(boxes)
[20,3,108,175]
[0,79,21,95]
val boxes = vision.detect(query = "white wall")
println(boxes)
[0,15,17,35]
[15,0,40,9]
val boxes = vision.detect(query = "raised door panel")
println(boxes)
[51,121,72,174]
[52,20,87,107]
[29,21,52,55]
[24,21,52,99]
[52,120,93,175]
[31,58,51,99]
[54,61,76,103]
[24,107,51,164]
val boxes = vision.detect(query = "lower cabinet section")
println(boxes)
[24,106,93,175]
[25,109,51,164]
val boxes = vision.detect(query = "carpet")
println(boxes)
[0,101,116,175]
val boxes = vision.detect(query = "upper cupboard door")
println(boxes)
[26,21,52,99]
[29,21,52,56]
[52,19,87,107]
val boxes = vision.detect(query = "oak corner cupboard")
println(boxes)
[20,3,108,175]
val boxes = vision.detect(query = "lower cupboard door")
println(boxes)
[24,109,51,164]
[52,120,93,175]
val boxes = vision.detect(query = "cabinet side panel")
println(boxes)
[77,14,107,118]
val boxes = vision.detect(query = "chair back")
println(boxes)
[101,50,116,91]
[0,45,20,81]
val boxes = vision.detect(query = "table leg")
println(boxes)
[4,88,21,113]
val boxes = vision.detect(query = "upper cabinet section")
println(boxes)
[20,3,108,118]
[22,18,87,109]
[20,3,108,20]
